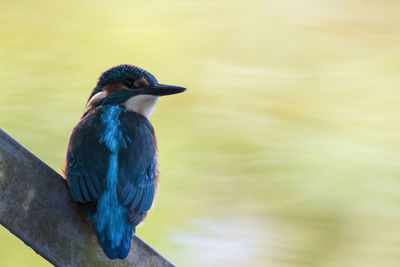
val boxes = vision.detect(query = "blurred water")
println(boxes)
[1,0,400,266]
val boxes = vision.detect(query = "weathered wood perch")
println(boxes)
[0,129,174,267]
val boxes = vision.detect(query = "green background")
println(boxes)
[1,0,400,266]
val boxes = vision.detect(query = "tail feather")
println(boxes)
[96,228,134,259]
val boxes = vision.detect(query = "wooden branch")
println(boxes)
[0,129,174,267]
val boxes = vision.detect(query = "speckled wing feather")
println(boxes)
[66,107,108,203]
[117,111,158,225]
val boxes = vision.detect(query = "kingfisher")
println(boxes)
[63,64,186,259]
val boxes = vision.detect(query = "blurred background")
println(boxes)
[1,0,400,266]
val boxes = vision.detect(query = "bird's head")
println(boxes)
[86,64,186,119]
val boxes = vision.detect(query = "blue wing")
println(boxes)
[117,111,158,224]
[66,106,158,226]
[66,108,108,202]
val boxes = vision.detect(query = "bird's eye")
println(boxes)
[124,79,135,88]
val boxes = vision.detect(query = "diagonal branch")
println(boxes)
[0,129,174,267]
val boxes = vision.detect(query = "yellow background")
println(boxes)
[1,0,400,266]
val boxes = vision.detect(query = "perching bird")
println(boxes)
[64,64,186,259]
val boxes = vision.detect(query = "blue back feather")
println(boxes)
[92,105,132,257]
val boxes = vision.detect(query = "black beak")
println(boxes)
[101,84,186,105]
[138,84,187,96]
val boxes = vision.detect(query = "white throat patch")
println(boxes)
[124,95,159,119]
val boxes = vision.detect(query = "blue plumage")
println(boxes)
[65,64,185,260]
[66,105,157,259]
[92,105,132,259]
